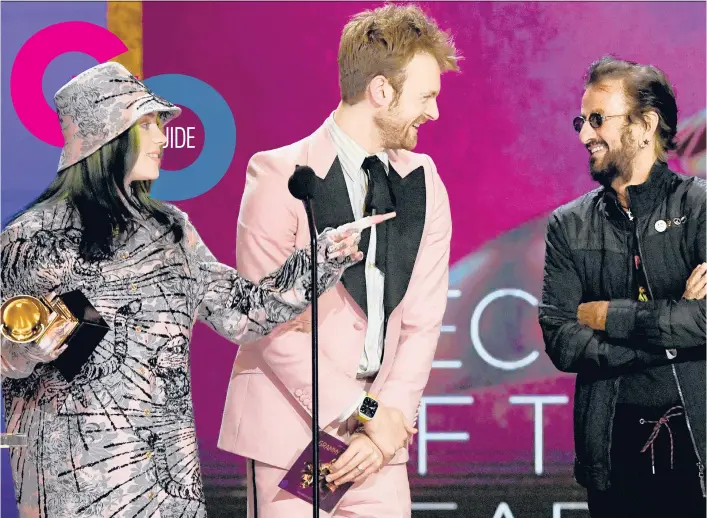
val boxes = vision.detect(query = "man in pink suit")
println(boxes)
[218,4,460,516]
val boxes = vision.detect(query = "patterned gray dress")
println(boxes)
[0,200,345,518]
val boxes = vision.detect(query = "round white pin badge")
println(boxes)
[655,220,667,232]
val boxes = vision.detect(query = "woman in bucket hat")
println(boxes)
[0,62,393,517]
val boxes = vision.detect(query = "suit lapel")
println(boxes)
[310,157,369,315]
[303,121,427,320]
[384,163,426,317]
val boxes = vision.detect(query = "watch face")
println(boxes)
[360,397,379,419]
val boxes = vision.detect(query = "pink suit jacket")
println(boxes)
[217,120,452,470]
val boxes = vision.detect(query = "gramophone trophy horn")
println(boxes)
[0,293,78,345]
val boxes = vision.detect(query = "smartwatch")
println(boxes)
[355,394,379,423]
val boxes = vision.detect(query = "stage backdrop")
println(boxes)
[1,2,705,517]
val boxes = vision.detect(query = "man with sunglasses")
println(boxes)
[538,56,706,517]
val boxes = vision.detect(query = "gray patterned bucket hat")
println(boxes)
[54,62,181,172]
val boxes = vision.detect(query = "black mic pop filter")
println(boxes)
[288,165,316,201]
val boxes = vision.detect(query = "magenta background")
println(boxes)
[144,2,706,264]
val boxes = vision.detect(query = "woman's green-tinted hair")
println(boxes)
[8,120,183,261]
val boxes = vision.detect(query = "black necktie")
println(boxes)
[361,155,395,274]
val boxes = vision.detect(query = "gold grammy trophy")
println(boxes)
[0,293,77,448]
[0,290,110,447]
[0,293,78,345]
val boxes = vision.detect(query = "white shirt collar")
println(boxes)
[325,112,389,173]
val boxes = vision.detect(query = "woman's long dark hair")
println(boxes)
[7,122,183,262]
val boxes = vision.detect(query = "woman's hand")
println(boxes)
[321,212,396,267]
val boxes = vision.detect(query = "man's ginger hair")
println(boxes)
[338,3,460,104]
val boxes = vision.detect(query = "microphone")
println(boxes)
[289,164,321,517]
[288,165,317,201]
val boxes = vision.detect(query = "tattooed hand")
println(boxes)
[318,212,397,269]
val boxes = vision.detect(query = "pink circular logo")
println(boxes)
[10,21,129,147]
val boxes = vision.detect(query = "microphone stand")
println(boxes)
[303,199,320,518]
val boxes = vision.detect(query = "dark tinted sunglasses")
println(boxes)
[573,113,626,133]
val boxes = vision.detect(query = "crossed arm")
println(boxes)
[538,212,705,378]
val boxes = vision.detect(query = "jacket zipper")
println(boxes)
[630,197,705,495]
[606,200,632,483]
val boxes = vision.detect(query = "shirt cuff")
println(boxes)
[337,390,367,423]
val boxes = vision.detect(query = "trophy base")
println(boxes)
[50,290,110,382]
